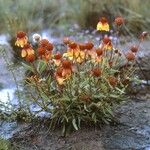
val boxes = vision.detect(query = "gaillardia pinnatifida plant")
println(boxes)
[15,17,148,134]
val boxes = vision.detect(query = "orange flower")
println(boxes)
[85,42,94,50]
[15,31,28,47]
[63,37,71,45]
[43,51,52,62]
[79,43,86,51]
[92,68,101,77]
[96,48,103,56]
[92,48,103,63]
[39,39,49,48]
[76,50,86,63]
[21,44,34,58]
[63,48,80,61]
[68,41,77,49]
[85,42,95,59]
[130,45,138,53]
[102,36,113,50]
[103,36,111,44]
[108,76,118,87]
[97,17,109,31]
[46,43,53,51]
[55,68,64,85]
[55,60,73,85]
[95,56,102,63]
[62,60,72,69]
[122,78,130,86]
[126,52,135,61]
[21,44,35,62]
[62,60,72,78]
[26,54,35,63]
[114,16,124,26]
[53,52,62,66]
[109,61,113,67]
[38,47,46,56]
[63,42,85,63]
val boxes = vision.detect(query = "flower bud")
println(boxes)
[63,37,70,45]
[92,68,101,77]
[26,54,35,62]
[126,52,135,61]
[114,16,124,26]
[108,76,118,87]
[62,60,72,69]
[68,42,77,49]
[85,42,94,50]
[130,45,138,53]
[38,47,45,56]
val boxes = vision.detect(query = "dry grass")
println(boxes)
[0,0,149,35]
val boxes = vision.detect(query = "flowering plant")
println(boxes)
[15,17,148,134]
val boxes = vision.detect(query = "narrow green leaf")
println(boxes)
[22,62,34,73]
[84,104,90,112]
[37,60,47,74]
[72,118,78,130]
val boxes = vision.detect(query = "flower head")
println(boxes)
[108,76,118,87]
[46,43,53,51]
[21,43,34,58]
[79,43,86,51]
[126,52,135,61]
[68,42,77,49]
[62,60,72,69]
[85,42,94,50]
[38,47,46,56]
[109,61,113,67]
[32,33,41,43]
[96,48,103,56]
[53,52,62,66]
[102,36,113,50]
[92,68,101,77]
[114,16,124,26]
[62,60,72,78]
[122,78,130,86]
[39,39,49,48]
[63,41,84,63]
[63,37,71,45]
[25,54,35,62]
[55,68,64,85]
[97,17,109,31]
[130,45,138,53]
[15,31,28,47]
[21,44,35,62]
[43,51,52,62]
[103,36,111,45]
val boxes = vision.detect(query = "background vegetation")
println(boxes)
[0,0,149,36]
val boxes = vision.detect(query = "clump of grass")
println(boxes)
[0,0,62,36]
[67,0,150,34]
[0,138,12,150]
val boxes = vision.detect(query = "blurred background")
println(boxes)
[0,0,150,37]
